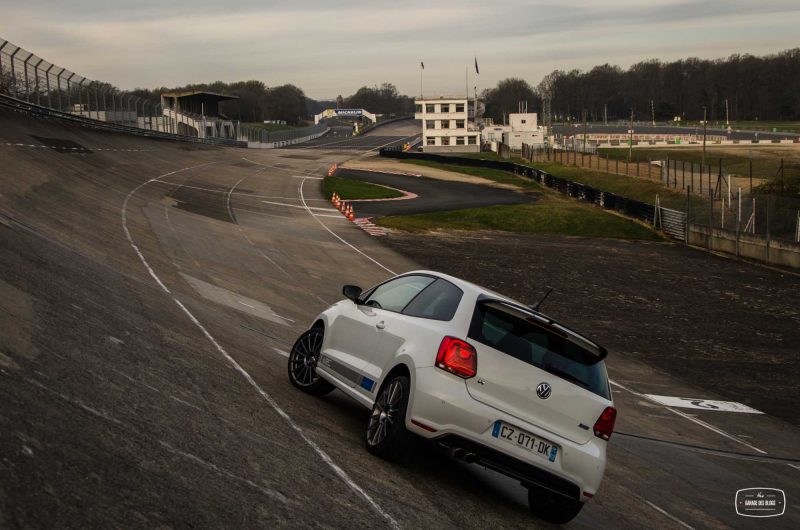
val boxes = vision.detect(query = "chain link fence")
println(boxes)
[0,38,203,137]
[690,192,800,243]
[0,38,327,147]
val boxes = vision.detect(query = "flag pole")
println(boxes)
[420,61,424,99]
[473,56,479,122]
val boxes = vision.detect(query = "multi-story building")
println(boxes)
[414,97,480,153]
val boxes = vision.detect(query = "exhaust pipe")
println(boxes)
[449,447,478,464]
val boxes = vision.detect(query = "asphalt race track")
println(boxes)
[332,168,533,217]
[1,107,798,528]
[288,119,420,151]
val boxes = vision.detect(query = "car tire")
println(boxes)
[287,328,334,396]
[527,486,583,524]
[364,374,411,462]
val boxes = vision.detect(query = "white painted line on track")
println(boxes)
[298,177,395,276]
[643,499,695,530]
[293,175,323,180]
[314,214,349,219]
[25,376,287,502]
[273,347,290,358]
[261,199,338,212]
[122,163,399,529]
[643,395,763,414]
[610,380,767,454]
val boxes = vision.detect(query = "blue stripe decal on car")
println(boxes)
[492,420,501,438]
[359,376,375,392]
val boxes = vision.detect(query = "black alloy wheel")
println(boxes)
[287,328,334,396]
[365,374,411,461]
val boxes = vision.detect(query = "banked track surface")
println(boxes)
[1,107,799,529]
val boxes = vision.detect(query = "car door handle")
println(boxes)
[376,321,385,330]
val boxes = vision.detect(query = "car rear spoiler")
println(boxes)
[475,294,609,362]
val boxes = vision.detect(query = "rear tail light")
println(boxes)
[436,336,477,379]
[593,406,617,441]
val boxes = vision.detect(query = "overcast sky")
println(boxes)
[3,0,799,99]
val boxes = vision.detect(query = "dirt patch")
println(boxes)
[380,231,800,425]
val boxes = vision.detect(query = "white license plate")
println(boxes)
[491,420,558,462]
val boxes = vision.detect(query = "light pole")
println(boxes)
[582,108,588,153]
[701,105,707,171]
[725,98,730,127]
[651,99,655,126]
[628,108,634,162]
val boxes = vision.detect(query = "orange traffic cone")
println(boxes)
[339,200,347,214]
[347,204,355,221]
[332,192,339,207]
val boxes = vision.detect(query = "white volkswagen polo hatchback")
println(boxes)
[287,271,616,524]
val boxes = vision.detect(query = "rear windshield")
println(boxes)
[468,302,610,399]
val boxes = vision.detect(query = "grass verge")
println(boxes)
[378,188,662,240]
[322,176,404,200]
[399,159,538,189]
[531,161,694,211]
[598,147,799,181]
[401,152,696,212]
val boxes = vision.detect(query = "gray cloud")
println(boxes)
[2,0,798,98]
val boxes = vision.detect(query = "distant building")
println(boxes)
[414,96,480,153]
[503,112,545,150]
[481,124,511,144]
[160,91,239,139]
[480,113,545,151]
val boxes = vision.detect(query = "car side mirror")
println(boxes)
[342,285,363,303]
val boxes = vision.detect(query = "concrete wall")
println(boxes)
[687,223,800,268]
[504,130,545,150]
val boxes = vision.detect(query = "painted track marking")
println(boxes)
[643,395,763,414]
[122,163,399,529]
[298,177,395,275]
[611,380,767,454]
[353,218,387,237]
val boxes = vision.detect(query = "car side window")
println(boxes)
[364,275,435,312]
[402,279,463,321]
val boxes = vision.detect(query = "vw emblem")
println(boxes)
[536,382,552,399]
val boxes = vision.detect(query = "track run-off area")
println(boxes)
[1,111,798,528]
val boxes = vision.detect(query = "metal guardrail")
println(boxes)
[0,94,245,147]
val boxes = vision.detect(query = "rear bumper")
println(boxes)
[434,434,581,500]
[407,366,606,500]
